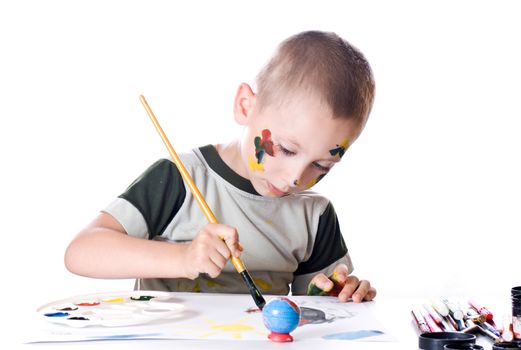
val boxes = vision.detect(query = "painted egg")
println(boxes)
[262,297,301,334]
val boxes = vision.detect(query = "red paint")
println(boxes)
[268,332,294,342]
[469,299,494,322]
[245,307,262,313]
[260,129,274,156]
[75,301,100,307]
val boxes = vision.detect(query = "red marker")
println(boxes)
[468,299,494,322]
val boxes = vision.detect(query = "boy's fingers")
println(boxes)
[351,279,371,303]
[338,275,360,302]
[208,224,242,257]
[331,263,350,285]
[313,274,334,291]
[307,274,334,295]
[209,248,228,269]
[222,229,241,257]
[363,286,377,301]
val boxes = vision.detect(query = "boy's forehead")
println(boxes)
[254,90,361,147]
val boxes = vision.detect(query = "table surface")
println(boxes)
[13,294,505,350]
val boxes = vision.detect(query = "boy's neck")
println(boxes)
[215,140,249,180]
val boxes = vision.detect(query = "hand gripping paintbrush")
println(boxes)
[139,95,266,310]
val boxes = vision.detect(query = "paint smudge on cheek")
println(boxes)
[248,155,265,172]
[253,129,274,164]
[305,173,327,188]
[329,138,350,158]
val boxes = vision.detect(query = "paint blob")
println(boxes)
[75,301,100,307]
[103,297,125,303]
[39,291,184,328]
[44,312,70,317]
[254,129,274,164]
[322,329,384,340]
[248,155,265,172]
[130,295,155,301]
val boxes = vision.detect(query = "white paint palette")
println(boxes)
[37,291,184,327]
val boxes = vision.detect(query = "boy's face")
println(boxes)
[235,85,362,198]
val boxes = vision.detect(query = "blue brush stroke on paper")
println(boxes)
[88,333,164,340]
[323,329,384,340]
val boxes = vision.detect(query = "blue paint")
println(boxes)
[88,333,164,340]
[44,312,69,317]
[323,329,384,340]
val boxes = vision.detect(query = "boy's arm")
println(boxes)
[64,212,241,280]
[64,212,192,279]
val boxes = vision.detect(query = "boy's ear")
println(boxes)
[233,83,256,126]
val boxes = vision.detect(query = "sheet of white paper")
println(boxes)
[23,292,396,343]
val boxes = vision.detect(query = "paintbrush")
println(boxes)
[139,95,266,310]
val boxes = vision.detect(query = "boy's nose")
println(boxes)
[286,163,308,189]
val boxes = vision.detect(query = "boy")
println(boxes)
[65,30,377,303]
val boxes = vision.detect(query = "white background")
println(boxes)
[1,0,520,338]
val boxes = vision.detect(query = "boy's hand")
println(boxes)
[183,223,243,279]
[306,263,376,303]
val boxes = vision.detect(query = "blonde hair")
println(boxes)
[255,31,375,126]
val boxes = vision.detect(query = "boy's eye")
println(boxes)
[312,162,331,172]
[279,145,296,156]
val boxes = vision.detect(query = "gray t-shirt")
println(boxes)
[103,145,353,295]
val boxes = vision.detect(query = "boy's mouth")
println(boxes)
[267,182,287,197]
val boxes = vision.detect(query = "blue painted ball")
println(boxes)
[262,297,301,334]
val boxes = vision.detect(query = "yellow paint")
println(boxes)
[306,178,318,188]
[248,155,265,172]
[265,219,273,225]
[191,280,201,293]
[199,318,259,339]
[252,277,272,290]
[331,271,339,282]
[340,137,350,150]
[195,318,268,339]
[103,297,125,303]
[211,323,255,332]
[206,279,226,288]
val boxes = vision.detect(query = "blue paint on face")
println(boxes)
[323,329,384,340]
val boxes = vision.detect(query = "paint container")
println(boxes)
[419,332,476,350]
[492,341,521,350]
[512,286,521,339]
[443,344,484,350]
